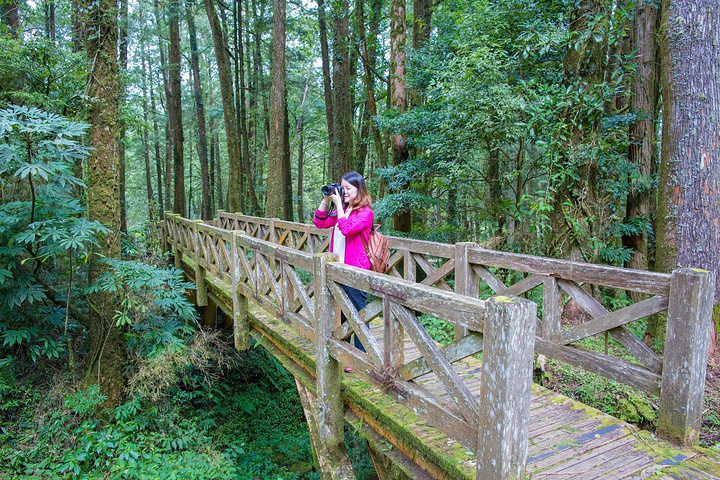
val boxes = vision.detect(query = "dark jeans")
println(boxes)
[341,285,367,353]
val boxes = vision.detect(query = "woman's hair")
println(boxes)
[342,171,372,209]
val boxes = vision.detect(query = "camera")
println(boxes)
[321,183,344,199]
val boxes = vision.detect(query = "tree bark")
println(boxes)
[119,0,128,231]
[332,0,353,177]
[168,0,186,217]
[204,0,242,213]
[623,0,659,284]
[655,0,720,351]
[266,0,287,219]
[356,0,384,176]
[149,59,163,220]
[390,0,410,232]
[45,0,56,42]
[233,0,260,214]
[83,0,125,406]
[141,47,155,222]
[186,1,211,220]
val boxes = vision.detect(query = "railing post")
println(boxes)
[231,230,250,350]
[192,220,208,307]
[269,218,278,244]
[313,253,344,448]
[658,268,716,446]
[455,242,479,340]
[477,296,536,480]
[541,277,561,339]
[170,214,183,271]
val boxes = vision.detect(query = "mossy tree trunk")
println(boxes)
[332,0,353,178]
[168,0,186,217]
[266,0,287,219]
[623,0,659,292]
[83,0,125,406]
[204,0,242,213]
[390,0,410,233]
[654,0,720,353]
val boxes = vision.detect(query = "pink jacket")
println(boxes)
[313,205,373,270]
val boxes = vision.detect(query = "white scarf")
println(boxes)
[332,206,352,263]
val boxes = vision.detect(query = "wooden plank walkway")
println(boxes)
[196,263,720,480]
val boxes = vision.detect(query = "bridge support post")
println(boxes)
[477,296,536,480]
[313,253,348,452]
[454,242,479,340]
[231,230,250,350]
[192,220,208,307]
[658,268,716,446]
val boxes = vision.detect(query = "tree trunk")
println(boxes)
[186,1,211,220]
[356,0,384,176]
[168,0,186,217]
[149,60,164,220]
[234,0,259,214]
[119,0,128,232]
[292,77,311,222]
[623,0,659,282]
[141,47,155,222]
[410,0,432,108]
[155,0,173,211]
[83,0,125,406]
[390,0,410,232]
[204,0,242,213]
[266,0,287,219]
[45,0,56,42]
[487,141,503,234]
[655,0,720,352]
[332,0,353,177]
[297,132,305,222]
[317,0,335,178]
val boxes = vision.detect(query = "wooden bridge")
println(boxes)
[163,211,719,480]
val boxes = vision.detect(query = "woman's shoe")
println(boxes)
[344,367,354,373]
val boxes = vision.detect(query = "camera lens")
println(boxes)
[321,185,332,196]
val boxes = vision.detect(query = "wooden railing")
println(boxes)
[208,211,716,447]
[167,212,537,479]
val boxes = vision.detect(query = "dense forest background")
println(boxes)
[0,0,718,476]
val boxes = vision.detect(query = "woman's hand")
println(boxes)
[329,191,342,208]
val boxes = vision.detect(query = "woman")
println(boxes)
[313,171,373,363]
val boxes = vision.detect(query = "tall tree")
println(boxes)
[148,55,164,220]
[83,0,124,405]
[119,0,128,231]
[655,0,720,348]
[332,0,353,178]
[186,0,211,220]
[317,0,335,177]
[233,0,260,214]
[622,0,659,278]
[356,0,384,175]
[168,0,186,216]
[390,0,410,232]
[44,0,56,41]
[204,0,242,213]
[141,46,156,222]
[266,0,289,219]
